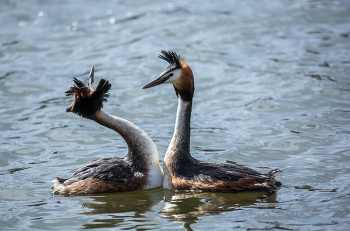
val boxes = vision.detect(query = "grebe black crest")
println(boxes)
[65,66,110,118]
[52,65,163,195]
[142,51,282,193]
[158,50,182,70]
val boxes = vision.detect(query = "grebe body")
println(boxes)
[143,51,281,193]
[52,66,163,195]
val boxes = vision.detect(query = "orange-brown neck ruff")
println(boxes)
[173,60,195,102]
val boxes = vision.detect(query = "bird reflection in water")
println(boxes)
[74,188,164,215]
[159,190,277,230]
[58,189,277,230]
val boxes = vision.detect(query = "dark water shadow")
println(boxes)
[159,190,278,231]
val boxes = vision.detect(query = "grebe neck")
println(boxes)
[166,96,193,162]
[92,110,159,169]
[92,110,163,189]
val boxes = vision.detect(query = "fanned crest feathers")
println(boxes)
[66,66,111,118]
[158,50,182,70]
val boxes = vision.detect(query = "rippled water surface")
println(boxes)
[1,0,350,230]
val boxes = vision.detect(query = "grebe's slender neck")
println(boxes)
[92,110,160,170]
[166,96,193,162]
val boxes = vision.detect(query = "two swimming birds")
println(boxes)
[52,51,281,195]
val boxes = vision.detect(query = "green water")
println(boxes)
[1,0,350,230]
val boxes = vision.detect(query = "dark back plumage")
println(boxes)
[158,50,182,70]
[65,77,111,118]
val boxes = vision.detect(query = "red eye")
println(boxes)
[169,73,174,77]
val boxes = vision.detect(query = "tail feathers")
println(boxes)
[66,75,111,119]
[266,169,282,191]
[51,177,66,192]
[52,177,66,185]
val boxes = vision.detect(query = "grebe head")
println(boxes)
[66,65,111,118]
[142,50,194,101]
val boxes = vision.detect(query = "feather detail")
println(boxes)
[158,50,182,69]
[66,76,111,118]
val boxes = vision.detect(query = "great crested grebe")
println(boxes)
[142,51,282,193]
[52,66,163,195]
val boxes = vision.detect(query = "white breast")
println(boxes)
[142,134,164,189]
